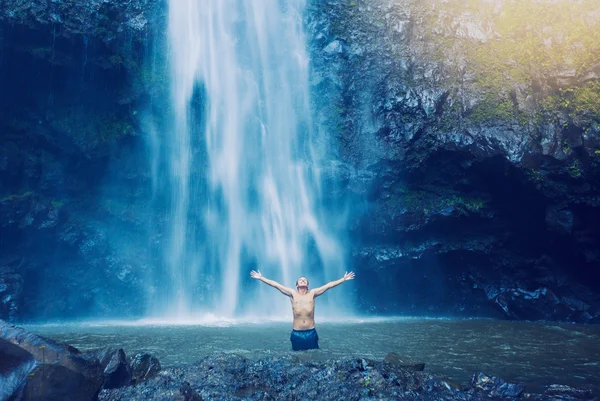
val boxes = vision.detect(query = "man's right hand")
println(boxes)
[343,271,355,281]
[250,270,263,280]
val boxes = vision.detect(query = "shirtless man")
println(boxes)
[250,270,355,351]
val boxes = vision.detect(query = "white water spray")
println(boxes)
[152,0,345,318]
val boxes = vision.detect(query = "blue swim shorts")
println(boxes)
[290,328,319,351]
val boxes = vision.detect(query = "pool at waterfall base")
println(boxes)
[24,317,600,395]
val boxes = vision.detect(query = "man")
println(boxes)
[250,270,355,351]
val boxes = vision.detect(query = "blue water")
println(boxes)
[25,317,600,394]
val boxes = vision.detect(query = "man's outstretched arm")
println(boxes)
[250,270,294,297]
[312,272,355,297]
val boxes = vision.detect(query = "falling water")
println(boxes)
[150,0,345,319]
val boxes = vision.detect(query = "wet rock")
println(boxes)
[426,377,463,392]
[103,348,132,389]
[469,372,525,398]
[322,39,344,56]
[0,0,161,41]
[180,381,203,401]
[545,205,574,235]
[0,270,22,322]
[130,352,161,383]
[483,286,596,321]
[561,297,590,313]
[22,359,103,401]
[1,323,164,399]
[100,352,600,401]
[0,337,36,401]
[0,320,78,363]
[0,320,104,401]
[306,0,600,324]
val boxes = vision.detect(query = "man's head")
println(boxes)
[296,277,309,290]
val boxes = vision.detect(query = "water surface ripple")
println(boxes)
[26,318,600,393]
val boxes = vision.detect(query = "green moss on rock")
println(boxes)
[50,107,136,152]
[0,191,35,203]
[424,0,600,125]
[392,184,486,216]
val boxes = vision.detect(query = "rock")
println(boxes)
[488,287,562,320]
[425,377,462,392]
[130,352,161,383]
[0,270,22,322]
[0,320,104,401]
[99,352,599,401]
[305,0,600,324]
[383,352,425,371]
[103,348,132,389]
[483,286,597,322]
[1,323,155,398]
[0,319,79,363]
[469,372,525,398]
[86,348,121,370]
[322,39,344,56]
[22,359,103,401]
[545,205,574,235]
[561,297,590,313]
[0,337,36,401]
[179,381,203,401]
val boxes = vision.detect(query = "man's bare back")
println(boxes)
[250,270,355,350]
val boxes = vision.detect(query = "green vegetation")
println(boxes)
[440,0,600,79]
[526,168,545,184]
[51,108,136,152]
[394,185,486,215]
[425,0,600,124]
[469,97,527,125]
[0,191,35,203]
[0,191,67,211]
[562,140,571,155]
[50,200,65,208]
[568,160,583,178]
[363,374,375,393]
[541,81,600,121]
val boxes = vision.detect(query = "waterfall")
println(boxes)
[149,0,345,319]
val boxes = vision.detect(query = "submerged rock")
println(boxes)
[384,352,425,371]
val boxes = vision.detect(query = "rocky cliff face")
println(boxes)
[0,0,167,320]
[307,0,600,321]
[1,0,599,322]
